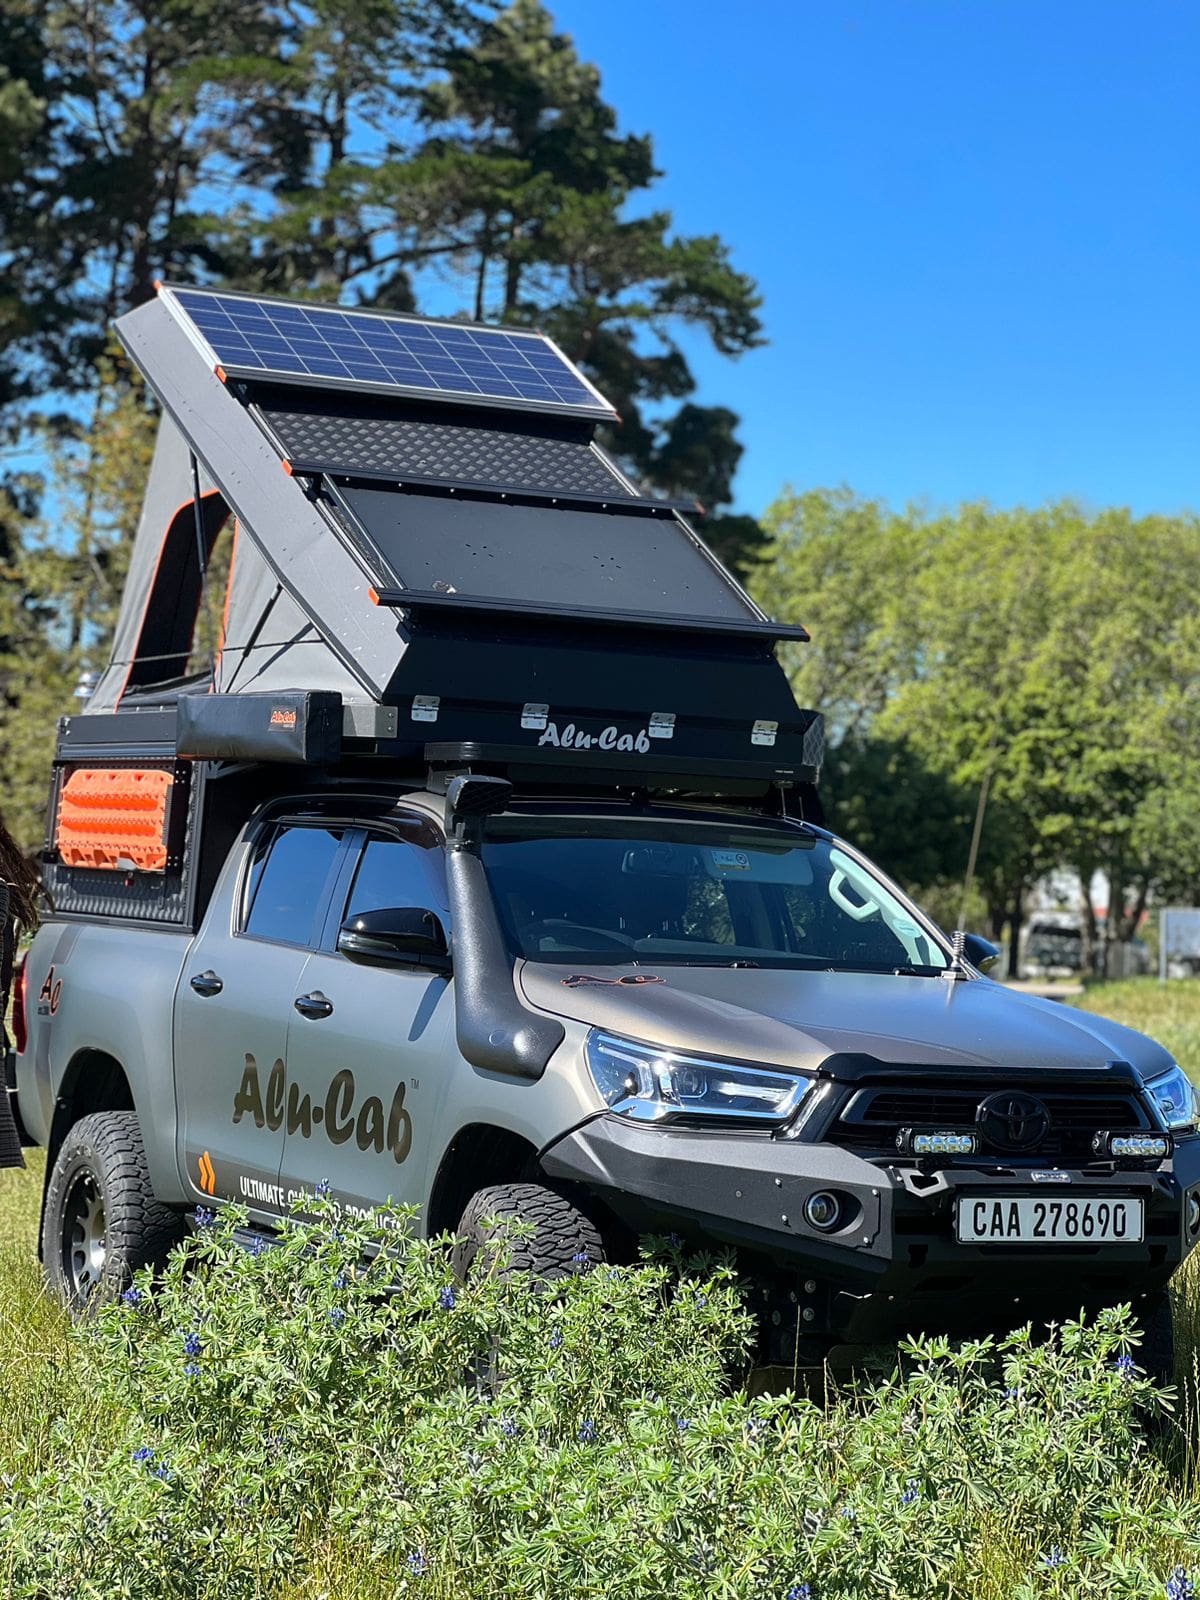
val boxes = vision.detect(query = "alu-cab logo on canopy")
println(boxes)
[536,720,653,754]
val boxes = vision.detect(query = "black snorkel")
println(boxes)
[443,774,565,1080]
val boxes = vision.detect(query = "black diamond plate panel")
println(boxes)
[262,408,634,499]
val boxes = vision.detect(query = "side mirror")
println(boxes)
[961,932,1002,974]
[338,907,451,972]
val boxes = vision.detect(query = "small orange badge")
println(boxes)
[198,1151,216,1195]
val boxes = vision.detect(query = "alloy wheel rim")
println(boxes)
[63,1169,107,1301]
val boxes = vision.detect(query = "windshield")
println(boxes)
[480,817,948,973]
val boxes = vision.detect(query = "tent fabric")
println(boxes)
[89,406,385,717]
[88,417,219,713]
[215,532,368,701]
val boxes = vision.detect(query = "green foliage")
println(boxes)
[0,347,158,850]
[1,1192,1198,1599]
[757,488,1200,955]
[1,0,765,567]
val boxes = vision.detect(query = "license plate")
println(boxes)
[956,1195,1144,1244]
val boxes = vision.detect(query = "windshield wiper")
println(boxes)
[667,957,762,968]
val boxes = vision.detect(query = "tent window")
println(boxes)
[120,492,230,698]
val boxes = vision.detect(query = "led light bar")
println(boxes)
[898,1128,978,1156]
[1094,1131,1171,1159]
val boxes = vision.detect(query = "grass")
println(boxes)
[3,977,1200,1596]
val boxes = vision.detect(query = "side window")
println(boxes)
[243,824,344,946]
[343,832,447,924]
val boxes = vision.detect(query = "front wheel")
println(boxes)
[42,1111,185,1312]
[1138,1289,1176,1387]
[452,1182,605,1282]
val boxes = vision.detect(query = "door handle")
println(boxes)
[189,970,223,997]
[294,990,334,1020]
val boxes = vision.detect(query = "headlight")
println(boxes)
[585,1031,811,1126]
[1146,1062,1200,1131]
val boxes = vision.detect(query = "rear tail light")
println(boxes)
[11,960,27,1055]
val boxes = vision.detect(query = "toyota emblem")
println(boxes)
[976,1091,1051,1152]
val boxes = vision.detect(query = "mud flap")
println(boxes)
[0,1073,25,1168]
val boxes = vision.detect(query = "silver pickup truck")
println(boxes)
[11,283,1199,1375]
[17,773,1200,1371]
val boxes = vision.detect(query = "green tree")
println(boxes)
[0,0,313,424]
[240,0,766,570]
[757,489,1200,974]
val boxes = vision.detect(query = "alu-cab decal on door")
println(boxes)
[232,1053,414,1162]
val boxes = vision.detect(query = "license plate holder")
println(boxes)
[956,1194,1144,1245]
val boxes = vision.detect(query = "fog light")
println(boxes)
[905,1130,977,1156]
[1098,1132,1171,1159]
[1187,1193,1200,1234]
[803,1191,842,1231]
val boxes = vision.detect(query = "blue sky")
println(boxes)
[550,0,1200,520]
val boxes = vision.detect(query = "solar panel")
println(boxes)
[159,285,616,419]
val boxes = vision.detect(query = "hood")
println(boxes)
[518,963,1174,1079]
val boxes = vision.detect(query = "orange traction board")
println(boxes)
[55,768,175,872]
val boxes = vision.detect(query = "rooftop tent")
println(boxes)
[96,285,819,784]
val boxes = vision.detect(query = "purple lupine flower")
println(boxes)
[122,1286,143,1307]
[182,1331,202,1358]
[1042,1547,1068,1569]
[193,1205,216,1229]
[132,1447,154,1464]
[901,1477,920,1505]
[328,1307,346,1326]
[578,1418,597,1443]
[549,1329,564,1350]
[1168,1570,1196,1600]
[787,1586,813,1600]
[183,1363,201,1378]
[500,1418,520,1438]
[407,1550,426,1577]
[1114,1353,1137,1379]
[439,1285,456,1311]
[315,1178,332,1198]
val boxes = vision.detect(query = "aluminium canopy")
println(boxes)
[88,285,819,786]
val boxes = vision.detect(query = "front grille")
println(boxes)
[831,1084,1152,1160]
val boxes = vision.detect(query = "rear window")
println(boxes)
[243,824,344,946]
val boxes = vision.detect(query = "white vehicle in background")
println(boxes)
[1160,909,1200,980]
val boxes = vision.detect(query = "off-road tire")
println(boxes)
[42,1111,185,1313]
[452,1182,605,1282]
[1139,1289,1176,1387]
